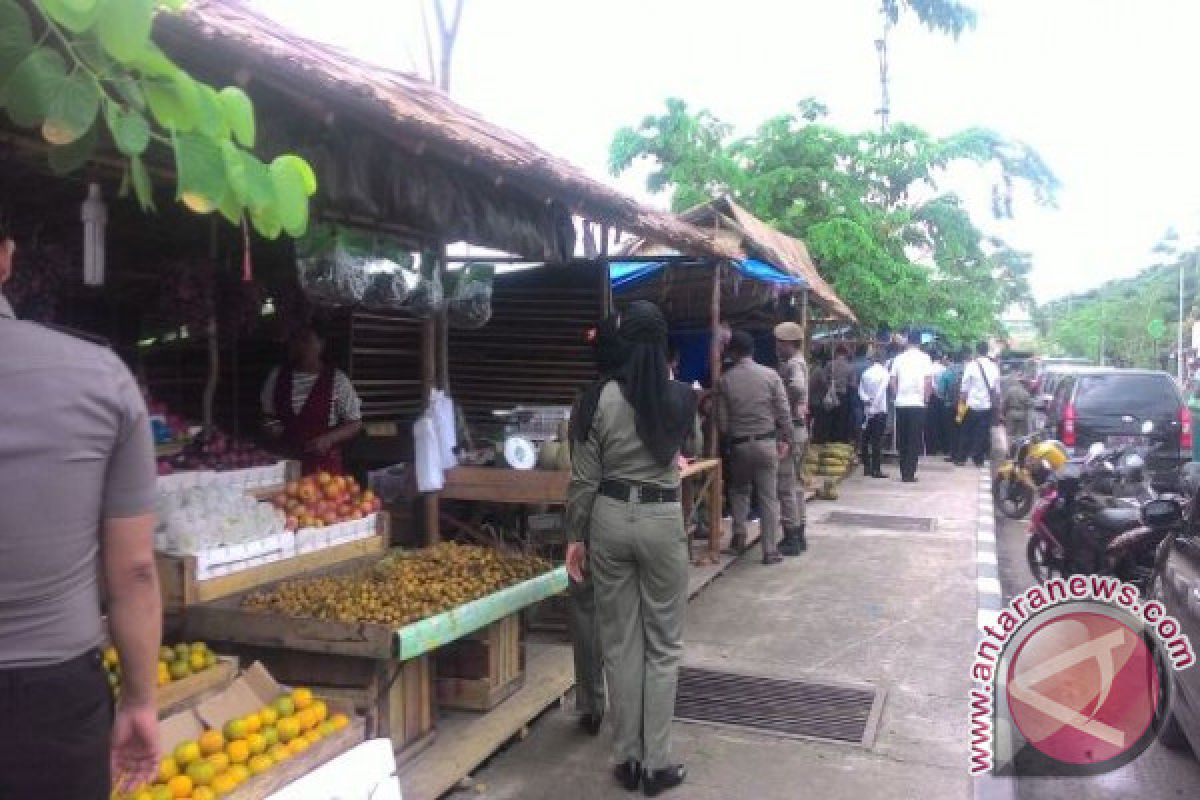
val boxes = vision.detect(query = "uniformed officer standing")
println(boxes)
[565,301,695,796]
[773,322,809,556]
[718,330,793,565]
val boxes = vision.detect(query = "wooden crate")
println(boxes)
[218,644,435,764]
[156,655,238,716]
[157,515,390,610]
[435,613,525,711]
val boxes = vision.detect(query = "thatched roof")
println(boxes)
[156,0,738,260]
[620,196,857,322]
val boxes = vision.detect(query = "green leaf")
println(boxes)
[105,105,149,155]
[130,154,154,211]
[47,120,98,174]
[2,47,67,129]
[271,154,317,196]
[130,43,175,77]
[42,71,100,145]
[35,0,102,34]
[221,144,272,210]
[217,86,254,148]
[174,130,227,212]
[95,0,155,63]
[0,1,33,77]
[269,156,310,236]
[249,204,282,240]
[112,75,146,111]
[157,0,186,9]
[215,187,242,226]
[144,73,197,131]
[193,84,227,139]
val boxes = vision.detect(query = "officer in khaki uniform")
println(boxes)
[717,330,793,565]
[773,321,809,556]
[565,302,694,795]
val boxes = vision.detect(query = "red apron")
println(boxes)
[274,366,343,475]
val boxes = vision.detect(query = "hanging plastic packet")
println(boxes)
[447,262,494,329]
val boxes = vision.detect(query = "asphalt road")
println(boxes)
[995,511,1200,799]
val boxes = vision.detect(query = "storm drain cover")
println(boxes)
[820,511,936,532]
[674,666,884,746]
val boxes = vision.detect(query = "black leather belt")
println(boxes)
[599,480,679,504]
[729,432,777,446]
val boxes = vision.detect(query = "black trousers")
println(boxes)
[958,409,991,466]
[926,395,946,455]
[0,649,112,799]
[895,407,926,479]
[862,412,887,475]
[944,405,961,458]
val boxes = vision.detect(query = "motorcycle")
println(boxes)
[994,431,1059,519]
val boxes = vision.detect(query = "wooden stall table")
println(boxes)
[442,462,722,566]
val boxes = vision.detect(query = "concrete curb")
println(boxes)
[973,469,1017,800]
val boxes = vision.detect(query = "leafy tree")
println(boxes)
[0,0,317,238]
[885,0,978,39]
[609,98,1057,343]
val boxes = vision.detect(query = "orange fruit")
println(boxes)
[296,708,316,732]
[150,786,173,800]
[243,712,262,735]
[207,752,230,774]
[287,737,309,756]
[277,717,300,742]
[261,726,279,748]
[199,730,225,756]
[318,720,337,738]
[132,789,155,800]
[193,788,217,800]
[311,700,328,724]
[304,728,322,746]
[226,739,250,764]
[210,772,237,796]
[158,757,180,782]
[291,687,313,710]
[246,732,267,755]
[223,718,248,741]
[272,696,295,718]
[248,753,273,775]
[329,713,350,731]
[173,741,201,767]
[166,774,193,798]
[259,706,279,727]
[268,744,290,763]
[229,764,250,785]
[186,759,216,787]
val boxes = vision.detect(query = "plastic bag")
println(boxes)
[296,225,370,306]
[414,413,444,493]
[297,224,443,314]
[431,390,458,470]
[447,262,494,329]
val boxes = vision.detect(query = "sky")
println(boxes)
[250,0,1200,302]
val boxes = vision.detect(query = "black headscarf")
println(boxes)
[570,315,628,446]
[571,302,696,465]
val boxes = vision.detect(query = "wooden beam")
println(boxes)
[707,261,722,458]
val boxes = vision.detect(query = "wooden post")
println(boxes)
[422,247,441,545]
[707,261,722,458]
[800,289,811,354]
[708,460,722,564]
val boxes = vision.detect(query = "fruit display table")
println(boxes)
[180,555,567,763]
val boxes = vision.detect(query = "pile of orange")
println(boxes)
[116,687,351,799]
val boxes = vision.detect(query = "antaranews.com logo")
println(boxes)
[970,575,1195,777]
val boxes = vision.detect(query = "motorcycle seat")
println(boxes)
[1094,507,1142,533]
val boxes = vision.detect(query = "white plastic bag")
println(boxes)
[414,413,444,493]
[431,390,458,470]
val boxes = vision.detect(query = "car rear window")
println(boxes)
[1074,374,1180,416]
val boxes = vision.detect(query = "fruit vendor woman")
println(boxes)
[261,325,363,475]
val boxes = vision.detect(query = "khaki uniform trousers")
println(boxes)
[778,424,809,527]
[567,573,605,717]
[590,495,688,771]
[729,439,781,559]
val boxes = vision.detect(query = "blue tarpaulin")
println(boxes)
[610,259,806,291]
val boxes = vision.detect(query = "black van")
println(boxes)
[1052,369,1192,478]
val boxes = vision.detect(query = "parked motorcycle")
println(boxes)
[994,432,1067,519]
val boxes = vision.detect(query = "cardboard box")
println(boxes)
[157,662,365,800]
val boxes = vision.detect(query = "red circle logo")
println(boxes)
[1006,611,1159,765]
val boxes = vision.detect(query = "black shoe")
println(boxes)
[944,456,957,462]
[762,553,784,565]
[795,524,807,552]
[779,535,800,557]
[870,471,889,479]
[902,476,918,483]
[614,760,642,791]
[643,765,687,797]
[723,535,747,555]
[580,710,604,736]
[952,461,966,467]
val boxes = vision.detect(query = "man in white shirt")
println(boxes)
[955,341,1000,467]
[889,331,933,482]
[858,350,891,478]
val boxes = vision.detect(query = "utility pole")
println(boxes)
[1179,255,1186,384]
[875,1,893,133]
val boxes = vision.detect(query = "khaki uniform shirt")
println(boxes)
[779,354,809,421]
[0,294,156,667]
[717,358,793,443]
[565,382,680,543]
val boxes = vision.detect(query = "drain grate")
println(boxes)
[820,511,936,532]
[674,666,884,745]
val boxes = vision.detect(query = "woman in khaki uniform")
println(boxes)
[565,301,696,796]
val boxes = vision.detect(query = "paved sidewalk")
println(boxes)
[451,461,982,800]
